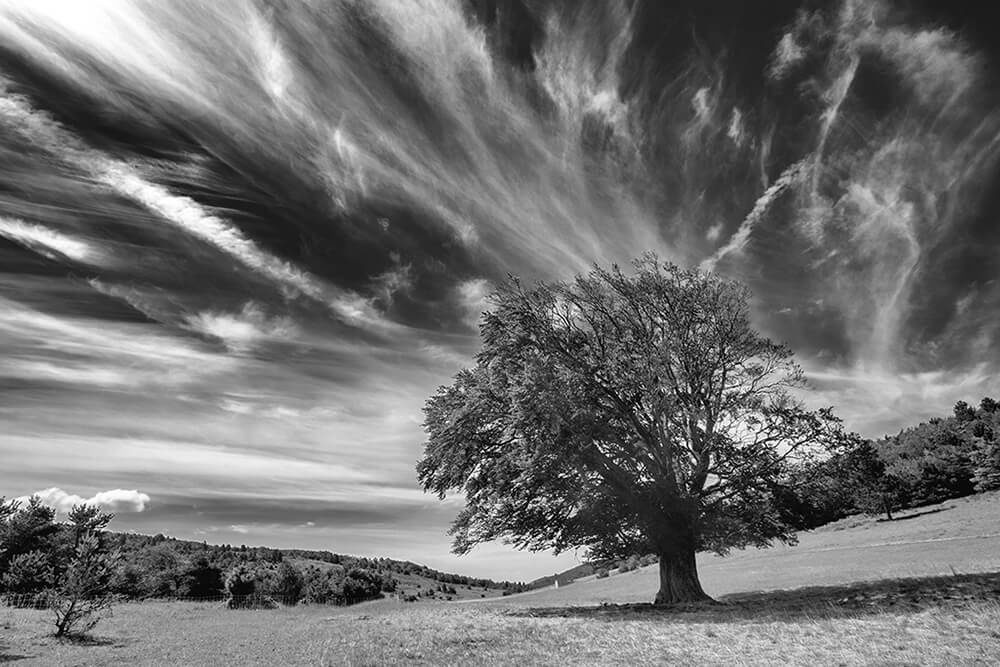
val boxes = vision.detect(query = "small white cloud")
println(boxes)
[706,223,724,243]
[691,87,711,121]
[184,302,297,353]
[769,31,806,80]
[372,262,413,305]
[220,398,254,415]
[456,279,491,328]
[16,487,150,515]
[87,489,152,512]
[727,108,745,146]
[230,524,250,534]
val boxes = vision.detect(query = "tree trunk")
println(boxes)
[654,545,712,605]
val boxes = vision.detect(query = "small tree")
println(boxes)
[2,551,54,605]
[0,497,59,575]
[225,565,257,608]
[178,557,224,598]
[418,256,853,604]
[339,568,383,604]
[273,561,304,605]
[52,532,122,637]
[972,441,1000,492]
[846,443,909,521]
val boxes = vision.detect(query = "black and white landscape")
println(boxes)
[1,1,999,663]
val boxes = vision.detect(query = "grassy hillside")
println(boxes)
[4,492,1000,664]
[487,490,1000,607]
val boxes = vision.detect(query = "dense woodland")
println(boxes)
[779,396,1000,528]
[3,396,999,611]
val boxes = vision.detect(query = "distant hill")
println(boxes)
[528,563,596,590]
[99,530,529,603]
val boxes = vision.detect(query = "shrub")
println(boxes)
[973,442,1000,492]
[618,555,641,573]
[595,568,609,579]
[178,557,224,598]
[109,563,145,598]
[225,565,266,608]
[2,550,54,602]
[273,562,304,605]
[301,567,343,605]
[51,532,122,637]
[340,568,383,604]
[0,497,59,578]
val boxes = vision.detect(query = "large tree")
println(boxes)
[417,256,855,604]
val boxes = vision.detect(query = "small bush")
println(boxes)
[2,550,53,599]
[52,533,122,637]
[595,568,609,579]
[272,562,304,605]
[225,565,261,608]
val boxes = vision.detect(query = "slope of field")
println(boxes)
[486,490,1000,607]
[4,492,999,665]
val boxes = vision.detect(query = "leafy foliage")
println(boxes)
[2,550,54,602]
[178,556,224,598]
[273,561,304,605]
[773,396,1000,528]
[418,256,853,603]
[843,443,909,521]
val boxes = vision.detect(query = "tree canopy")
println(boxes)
[417,255,855,603]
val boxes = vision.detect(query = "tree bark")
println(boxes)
[654,544,712,605]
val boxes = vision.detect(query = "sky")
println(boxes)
[1,0,999,581]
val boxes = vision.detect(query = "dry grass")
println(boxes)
[495,491,1000,608]
[3,590,999,665]
[4,492,1000,665]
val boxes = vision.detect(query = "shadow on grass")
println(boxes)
[0,641,31,663]
[878,506,954,523]
[55,634,119,647]
[510,571,1000,624]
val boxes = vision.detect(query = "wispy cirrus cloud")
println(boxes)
[0,217,98,264]
[0,0,998,582]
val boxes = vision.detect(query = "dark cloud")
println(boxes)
[1,0,998,575]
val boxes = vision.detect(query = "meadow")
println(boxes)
[4,492,1000,666]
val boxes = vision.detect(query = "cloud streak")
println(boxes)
[0,0,998,580]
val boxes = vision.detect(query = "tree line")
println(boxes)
[780,396,1000,527]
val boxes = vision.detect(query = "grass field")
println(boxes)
[493,490,1000,608]
[4,492,1000,665]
